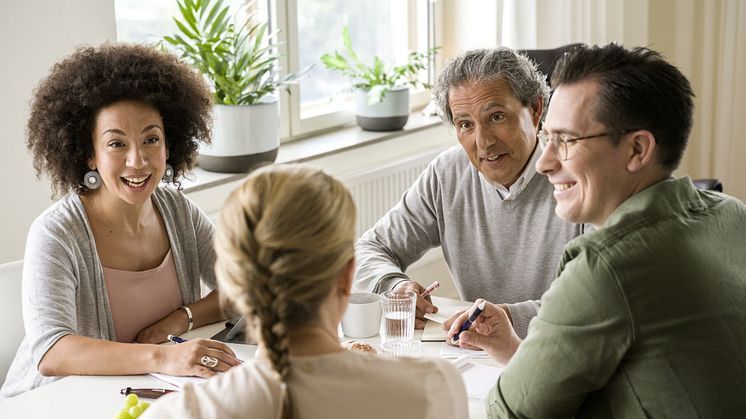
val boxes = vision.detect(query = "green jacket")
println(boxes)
[487,177,746,418]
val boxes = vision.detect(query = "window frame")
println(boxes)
[272,0,441,142]
[114,0,441,143]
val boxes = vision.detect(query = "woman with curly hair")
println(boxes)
[141,164,468,419]
[0,43,240,399]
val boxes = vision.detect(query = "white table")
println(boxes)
[0,297,498,418]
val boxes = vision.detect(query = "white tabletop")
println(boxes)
[0,297,498,418]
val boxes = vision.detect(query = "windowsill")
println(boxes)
[182,112,444,193]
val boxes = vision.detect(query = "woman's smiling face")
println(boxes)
[88,100,167,206]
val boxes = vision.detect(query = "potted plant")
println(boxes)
[321,27,438,131]
[164,0,302,173]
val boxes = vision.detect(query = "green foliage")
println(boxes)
[164,0,302,105]
[320,26,439,104]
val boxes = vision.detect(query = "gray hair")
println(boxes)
[433,48,550,126]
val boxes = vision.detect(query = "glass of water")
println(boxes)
[380,290,421,355]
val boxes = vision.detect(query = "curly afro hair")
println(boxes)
[27,43,213,197]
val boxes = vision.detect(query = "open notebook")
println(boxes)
[421,297,473,342]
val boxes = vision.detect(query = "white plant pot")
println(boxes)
[354,87,409,131]
[197,99,279,173]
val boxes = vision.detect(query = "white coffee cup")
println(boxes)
[341,292,382,338]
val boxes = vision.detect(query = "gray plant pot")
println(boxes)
[354,87,409,131]
[198,99,279,173]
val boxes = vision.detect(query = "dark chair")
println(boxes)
[520,43,584,86]
[692,178,723,192]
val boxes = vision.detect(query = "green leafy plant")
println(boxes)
[164,0,302,105]
[320,26,439,104]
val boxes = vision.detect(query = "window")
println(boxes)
[114,0,437,141]
[115,0,265,44]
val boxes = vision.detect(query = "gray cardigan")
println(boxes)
[354,146,586,337]
[0,187,216,399]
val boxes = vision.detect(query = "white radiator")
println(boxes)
[337,148,445,239]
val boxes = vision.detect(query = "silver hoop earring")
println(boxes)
[162,164,174,184]
[83,170,102,190]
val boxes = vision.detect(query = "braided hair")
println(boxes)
[215,164,356,419]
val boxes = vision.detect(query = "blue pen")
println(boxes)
[167,334,187,343]
[451,301,486,342]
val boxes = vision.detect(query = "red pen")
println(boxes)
[420,281,440,298]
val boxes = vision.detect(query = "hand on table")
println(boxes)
[444,299,522,364]
[136,308,190,344]
[393,280,439,329]
[160,338,241,378]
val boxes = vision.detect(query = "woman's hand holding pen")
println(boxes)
[158,338,241,378]
[444,299,522,365]
[393,280,439,329]
[135,308,190,344]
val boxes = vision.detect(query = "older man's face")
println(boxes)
[449,79,542,187]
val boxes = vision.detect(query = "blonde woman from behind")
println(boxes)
[142,164,467,419]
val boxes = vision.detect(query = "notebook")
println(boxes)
[421,319,448,341]
[421,298,473,342]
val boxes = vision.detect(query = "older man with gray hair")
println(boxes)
[354,48,587,336]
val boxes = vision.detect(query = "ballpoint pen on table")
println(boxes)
[120,387,176,399]
[451,301,486,343]
[420,281,440,298]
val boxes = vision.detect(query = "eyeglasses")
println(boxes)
[537,129,639,161]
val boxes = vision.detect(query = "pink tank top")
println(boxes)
[103,250,184,343]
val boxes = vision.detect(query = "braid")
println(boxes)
[254,271,291,379]
[215,164,355,419]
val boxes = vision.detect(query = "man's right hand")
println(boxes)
[444,299,521,365]
[393,280,438,329]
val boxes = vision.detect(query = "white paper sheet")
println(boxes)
[148,372,207,388]
[439,342,490,358]
[423,301,472,324]
[422,299,473,341]
[457,362,503,400]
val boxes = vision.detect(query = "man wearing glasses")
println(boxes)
[447,43,746,417]
[354,47,586,336]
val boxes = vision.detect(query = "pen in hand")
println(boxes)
[168,334,245,364]
[451,301,486,343]
[420,281,440,298]
[167,334,187,344]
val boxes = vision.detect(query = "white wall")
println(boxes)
[0,0,116,263]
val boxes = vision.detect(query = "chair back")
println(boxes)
[692,178,724,192]
[520,43,584,87]
[0,260,24,387]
